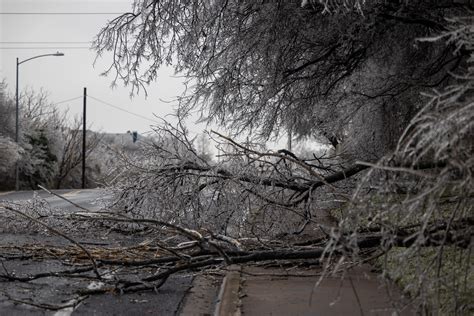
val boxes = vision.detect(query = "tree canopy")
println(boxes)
[94,0,468,154]
[87,1,474,313]
[0,1,471,314]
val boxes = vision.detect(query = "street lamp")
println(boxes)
[15,51,64,191]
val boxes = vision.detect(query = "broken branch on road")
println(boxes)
[0,126,471,312]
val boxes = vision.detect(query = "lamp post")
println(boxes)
[15,52,64,191]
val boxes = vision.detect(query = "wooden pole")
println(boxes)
[82,87,87,189]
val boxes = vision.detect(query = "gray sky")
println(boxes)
[0,0,318,152]
[0,0,190,135]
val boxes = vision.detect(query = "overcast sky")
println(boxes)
[0,0,192,135]
[1,0,318,152]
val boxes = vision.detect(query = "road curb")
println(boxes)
[213,265,242,316]
[179,274,221,316]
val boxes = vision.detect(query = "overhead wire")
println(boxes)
[50,95,160,125]
[1,13,116,49]
[0,41,92,50]
[87,95,161,125]
[52,96,83,106]
[2,11,158,129]
[0,12,123,15]
[0,42,92,44]
[50,94,160,129]
[0,47,91,49]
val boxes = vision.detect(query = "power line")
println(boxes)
[0,42,92,44]
[52,96,83,106]
[87,95,160,124]
[0,47,90,49]
[0,12,123,15]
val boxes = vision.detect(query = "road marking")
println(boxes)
[0,191,14,197]
[62,190,82,197]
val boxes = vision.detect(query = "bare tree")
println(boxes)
[94,1,467,158]
[0,1,469,314]
[0,80,15,140]
[54,118,102,189]
[91,1,474,314]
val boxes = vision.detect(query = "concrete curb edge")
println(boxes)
[213,265,242,316]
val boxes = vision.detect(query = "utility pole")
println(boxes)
[82,87,87,189]
[15,58,19,191]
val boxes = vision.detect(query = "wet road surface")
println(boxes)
[0,189,221,315]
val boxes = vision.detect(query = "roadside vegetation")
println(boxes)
[0,83,142,190]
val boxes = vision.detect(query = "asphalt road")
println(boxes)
[0,189,110,211]
[0,189,218,315]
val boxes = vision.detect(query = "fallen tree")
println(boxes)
[0,1,472,314]
[0,118,471,312]
[0,197,470,301]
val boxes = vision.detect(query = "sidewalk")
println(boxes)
[213,265,414,316]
